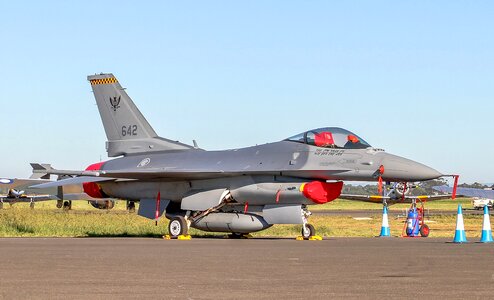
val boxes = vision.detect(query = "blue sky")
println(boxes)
[0,1,492,183]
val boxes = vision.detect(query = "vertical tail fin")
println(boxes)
[87,73,193,157]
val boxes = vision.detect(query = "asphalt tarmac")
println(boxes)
[0,237,493,299]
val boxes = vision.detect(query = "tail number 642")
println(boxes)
[122,125,137,136]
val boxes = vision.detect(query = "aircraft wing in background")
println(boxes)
[339,193,453,205]
[433,186,494,199]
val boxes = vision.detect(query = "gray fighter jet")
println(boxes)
[32,73,443,238]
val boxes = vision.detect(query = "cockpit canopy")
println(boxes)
[286,127,371,149]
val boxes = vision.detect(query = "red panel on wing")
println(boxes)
[302,181,343,204]
[82,162,107,199]
[314,132,335,147]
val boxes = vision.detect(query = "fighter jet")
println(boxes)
[32,73,443,238]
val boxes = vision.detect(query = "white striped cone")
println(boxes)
[480,205,493,243]
[453,204,468,243]
[379,206,390,237]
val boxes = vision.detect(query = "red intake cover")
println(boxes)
[302,181,343,204]
[82,162,106,199]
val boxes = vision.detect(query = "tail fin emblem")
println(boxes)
[110,96,121,111]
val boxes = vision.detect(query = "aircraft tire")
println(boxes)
[420,224,430,237]
[30,202,35,209]
[0,202,3,209]
[302,224,316,239]
[127,201,136,213]
[168,216,188,237]
[63,201,71,211]
[229,233,245,239]
[56,200,63,209]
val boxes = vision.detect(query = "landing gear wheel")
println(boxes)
[420,224,430,237]
[0,202,3,209]
[302,224,316,239]
[30,202,35,209]
[168,216,188,238]
[62,201,72,211]
[126,201,136,213]
[56,200,63,209]
[230,233,243,239]
[229,232,250,239]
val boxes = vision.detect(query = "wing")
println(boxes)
[0,195,56,202]
[434,186,494,199]
[0,178,51,189]
[339,194,453,205]
[339,194,386,203]
[411,194,453,201]
[31,162,352,183]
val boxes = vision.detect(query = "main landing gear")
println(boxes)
[56,200,72,210]
[126,201,136,213]
[63,200,72,211]
[168,216,189,237]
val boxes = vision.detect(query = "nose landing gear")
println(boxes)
[298,206,322,240]
[302,223,316,239]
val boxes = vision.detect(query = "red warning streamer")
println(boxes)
[155,191,161,226]
[452,175,459,200]
[276,190,282,203]
[378,165,385,195]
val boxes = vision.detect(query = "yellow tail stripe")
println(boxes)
[90,78,118,85]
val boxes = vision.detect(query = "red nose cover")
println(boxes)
[82,162,106,199]
[302,181,343,204]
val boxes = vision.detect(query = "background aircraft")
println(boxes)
[0,178,54,209]
[0,178,117,210]
[341,182,453,206]
[33,73,444,238]
[433,185,494,200]
[433,185,494,210]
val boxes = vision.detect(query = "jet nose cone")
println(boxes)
[381,154,442,182]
